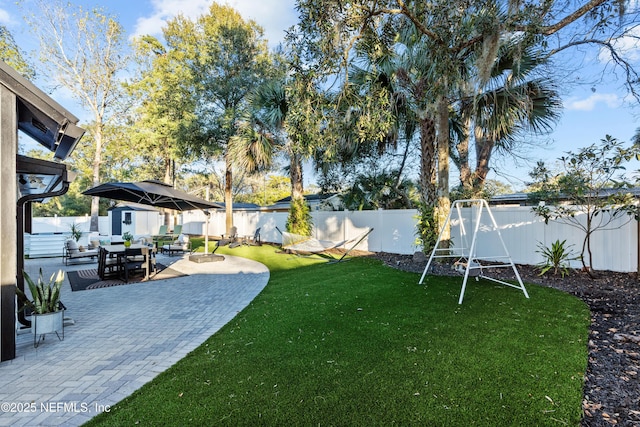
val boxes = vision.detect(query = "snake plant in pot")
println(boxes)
[16,268,66,347]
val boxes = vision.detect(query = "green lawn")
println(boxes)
[85,244,590,426]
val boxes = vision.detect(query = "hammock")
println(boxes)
[277,227,374,263]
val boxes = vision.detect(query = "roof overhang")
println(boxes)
[16,155,75,203]
[0,61,85,160]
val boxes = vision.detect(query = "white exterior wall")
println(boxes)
[107,209,163,238]
[26,206,638,272]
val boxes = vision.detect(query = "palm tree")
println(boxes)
[230,71,323,235]
[452,42,562,196]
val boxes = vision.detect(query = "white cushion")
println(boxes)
[163,243,187,252]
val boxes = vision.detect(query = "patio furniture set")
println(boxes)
[98,244,157,282]
[63,226,193,282]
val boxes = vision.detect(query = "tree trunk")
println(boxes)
[90,124,103,232]
[290,151,304,201]
[164,153,172,185]
[435,95,450,247]
[163,156,173,227]
[583,214,595,278]
[471,124,495,195]
[224,153,233,235]
[418,114,436,206]
[457,114,472,193]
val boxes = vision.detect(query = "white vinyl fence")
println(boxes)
[469,205,638,273]
[26,205,638,272]
[180,208,419,255]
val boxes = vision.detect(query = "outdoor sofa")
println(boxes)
[63,239,99,265]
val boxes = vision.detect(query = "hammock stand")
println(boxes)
[276,227,374,263]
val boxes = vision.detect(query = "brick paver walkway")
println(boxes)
[0,254,269,426]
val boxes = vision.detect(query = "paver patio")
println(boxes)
[0,253,269,426]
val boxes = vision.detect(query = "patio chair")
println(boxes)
[118,247,149,282]
[63,239,99,265]
[161,234,191,256]
[97,247,119,279]
[145,247,157,278]
[243,228,261,246]
[156,225,168,236]
[218,226,238,247]
[170,224,183,239]
[152,225,172,248]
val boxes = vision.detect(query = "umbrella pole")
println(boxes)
[204,211,210,254]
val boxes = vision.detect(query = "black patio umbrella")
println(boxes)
[82,180,222,211]
[83,180,223,256]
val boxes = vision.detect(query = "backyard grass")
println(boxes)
[85,244,590,426]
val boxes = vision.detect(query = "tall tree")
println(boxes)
[0,25,34,79]
[230,53,325,235]
[24,1,130,231]
[315,31,419,206]
[126,35,196,185]
[451,42,563,196]
[151,3,273,234]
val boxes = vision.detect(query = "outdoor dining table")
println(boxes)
[99,244,155,280]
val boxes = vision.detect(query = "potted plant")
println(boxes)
[122,231,134,247]
[69,222,84,251]
[16,268,65,347]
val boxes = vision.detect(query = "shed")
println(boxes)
[107,204,162,238]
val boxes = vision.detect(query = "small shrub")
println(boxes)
[286,197,312,236]
[415,202,438,254]
[536,239,577,277]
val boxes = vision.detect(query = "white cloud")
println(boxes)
[0,8,10,25]
[565,93,622,111]
[227,0,298,46]
[132,0,210,38]
[132,0,297,47]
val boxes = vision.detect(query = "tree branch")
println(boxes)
[533,0,609,35]
[394,0,442,44]
[546,38,640,101]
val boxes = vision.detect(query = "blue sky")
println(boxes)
[2,0,639,190]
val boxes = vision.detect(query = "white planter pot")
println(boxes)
[32,310,64,347]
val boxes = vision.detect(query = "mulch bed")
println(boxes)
[368,251,640,427]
